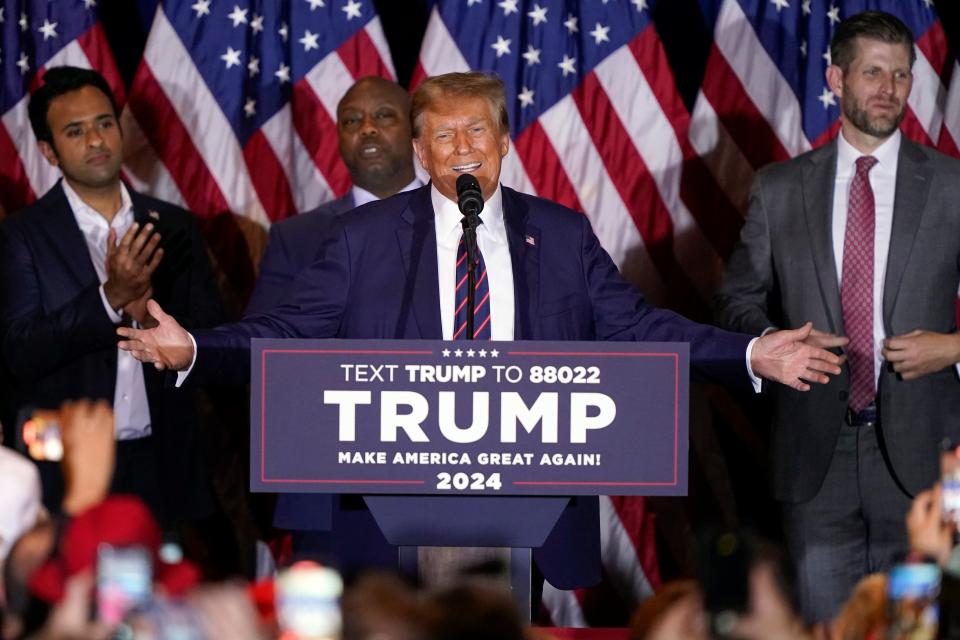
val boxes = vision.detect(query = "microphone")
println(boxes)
[456,173,484,222]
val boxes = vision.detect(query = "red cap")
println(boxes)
[30,495,200,603]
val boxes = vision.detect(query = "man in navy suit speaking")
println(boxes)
[118,71,842,589]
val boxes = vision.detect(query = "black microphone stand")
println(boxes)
[461,212,480,340]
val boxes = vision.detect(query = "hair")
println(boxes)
[27,66,119,146]
[410,72,509,138]
[830,11,915,72]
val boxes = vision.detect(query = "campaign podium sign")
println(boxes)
[252,338,689,613]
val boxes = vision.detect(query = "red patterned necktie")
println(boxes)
[453,234,491,340]
[841,155,878,413]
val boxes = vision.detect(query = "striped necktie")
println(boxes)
[453,233,491,340]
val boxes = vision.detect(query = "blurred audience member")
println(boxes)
[426,580,526,640]
[341,573,432,640]
[628,580,707,640]
[0,447,41,565]
[831,573,889,640]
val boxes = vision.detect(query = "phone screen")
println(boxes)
[943,447,960,526]
[20,414,63,462]
[96,544,153,625]
[888,563,940,640]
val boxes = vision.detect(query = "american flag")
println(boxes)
[691,0,951,214]
[121,0,396,302]
[0,0,125,218]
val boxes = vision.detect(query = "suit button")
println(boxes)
[838,391,848,402]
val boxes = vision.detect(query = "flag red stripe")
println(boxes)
[291,80,352,198]
[900,108,936,148]
[77,23,127,107]
[337,27,393,80]
[917,21,950,79]
[409,61,428,91]
[242,129,297,223]
[609,496,662,590]
[939,128,960,158]
[627,29,743,255]
[512,121,583,211]
[700,45,792,168]
[0,124,36,214]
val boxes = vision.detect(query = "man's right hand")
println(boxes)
[117,300,194,371]
[103,223,163,311]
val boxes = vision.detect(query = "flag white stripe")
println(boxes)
[910,46,946,141]
[260,103,335,213]
[119,108,187,208]
[541,582,589,628]
[303,52,355,122]
[688,95,754,213]
[418,8,471,77]
[599,496,655,604]
[364,17,397,80]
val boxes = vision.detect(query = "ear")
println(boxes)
[498,132,509,159]
[825,64,844,100]
[412,138,428,171]
[38,140,60,168]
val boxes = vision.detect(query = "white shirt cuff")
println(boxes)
[746,337,762,393]
[98,285,123,323]
[174,332,199,388]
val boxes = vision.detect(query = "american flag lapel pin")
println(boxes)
[148,210,160,221]
[525,234,536,246]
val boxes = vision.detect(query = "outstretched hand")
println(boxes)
[751,322,843,391]
[117,299,194,371]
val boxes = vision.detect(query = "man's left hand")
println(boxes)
[751,322,843,391]
[882,330,960,380]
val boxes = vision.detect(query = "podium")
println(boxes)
[252,338,689,615]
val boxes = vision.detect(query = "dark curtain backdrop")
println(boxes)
[100,0,960,110]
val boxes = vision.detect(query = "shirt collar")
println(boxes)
[837,128,901,172]
[62,179,133,224]
[351,177,423,208]
[431,182,504,241]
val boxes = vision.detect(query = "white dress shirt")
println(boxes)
[63,180,152,440]
[433,184,515,340]
[351,177,422,208]
[831,130,899,386]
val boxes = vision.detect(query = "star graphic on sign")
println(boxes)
[17,52,29,75]
[248,56,260,77]
[770,0,788,12]
[518,86,534,108]
[557,54,576,77]
[632,0,648,11]
[817,86,836,109]
[826,5,840,25]
[84,0,96,8]
[19,12,27,31]
[306,0,325,9]
[300,30,320,51]
[228,5,248,27]
[342,0,363,20]
[250,14,264,33]
[589,22,610,45]
[522,44,540,66]
[38,19,58,41]
[275,62,291,83]
[244,98,256,118]
[478,349,487,358]
[498,0,518,16]
[466,349,476,357]
[191,0,210,18]
[801,0,811,15]
[221,46,242,68]
[527,3,548,26]
[490,349,499,358]
[279,22,289,42]
[454,349,463,357]
[442,348,451,357]
[491,35,512,58]
[563,13,578,34]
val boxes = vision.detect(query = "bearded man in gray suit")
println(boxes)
[716,10,960,623]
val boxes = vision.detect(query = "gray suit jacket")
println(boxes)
[715,137,960,502]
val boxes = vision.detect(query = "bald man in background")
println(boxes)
[246,76,421,575]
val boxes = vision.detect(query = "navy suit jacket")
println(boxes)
[0,181,224,523]
[194,184,754,587]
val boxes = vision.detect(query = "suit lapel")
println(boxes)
[883,140,931,330]
[39,181,100,289]
[801,143,843,334]
[502,187,540,340]
[396,185,442,338]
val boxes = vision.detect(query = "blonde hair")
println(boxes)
[411,72,509,138]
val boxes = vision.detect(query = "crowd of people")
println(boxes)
[2,5,960,639]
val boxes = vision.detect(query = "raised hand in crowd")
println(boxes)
[906,484,955,567]
[117,300,194,371]
[102,223,163,312]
